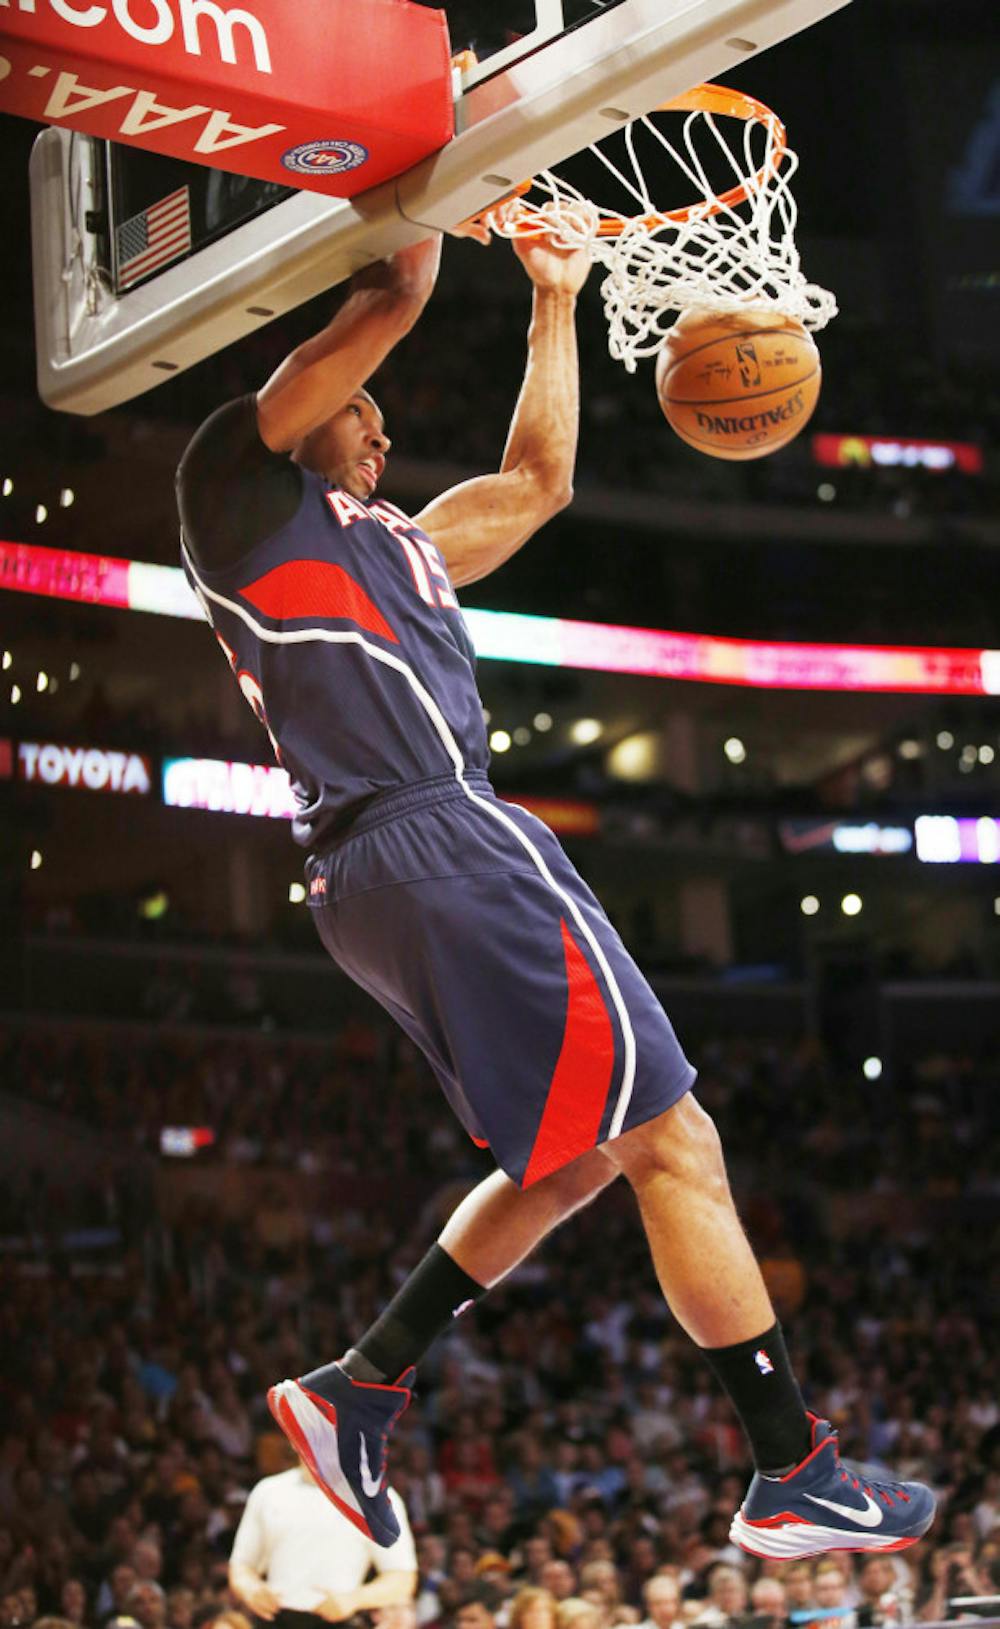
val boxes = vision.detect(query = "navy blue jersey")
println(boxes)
[181,466,489,847]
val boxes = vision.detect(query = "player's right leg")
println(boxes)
[602,1096,935,1557]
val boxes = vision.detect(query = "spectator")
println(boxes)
[811,1565,855,1629]
[454,1594,499,1629]
[557,1605,603,1629]
[124,1583,168,1629]
[59,1581,90,1628]
[782,1567,816,1624]
[747,1578,786,1629]
[228,1453,417,1629]
[855,1560,907,1629]
[96,1566,138,1624]
[638,1575,682,1629]
[540,1566,578,1605]
[690,1567,749,1629]
[509,1591,560,1629]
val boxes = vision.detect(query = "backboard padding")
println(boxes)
[31,0,852,414]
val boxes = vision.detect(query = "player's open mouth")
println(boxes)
[357,460,379,489]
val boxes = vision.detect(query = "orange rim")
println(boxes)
[466,83,788,239]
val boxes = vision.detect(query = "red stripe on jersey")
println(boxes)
[240,560,398,643]
[522,919,615,1187]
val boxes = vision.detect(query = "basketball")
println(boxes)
[655,308,821,460]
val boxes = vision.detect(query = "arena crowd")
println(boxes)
[0,1016,997,1629]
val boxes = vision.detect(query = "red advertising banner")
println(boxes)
[0,0,452,195]
[812,433,983,474]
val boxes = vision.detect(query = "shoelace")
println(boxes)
[837,1460,911,1507]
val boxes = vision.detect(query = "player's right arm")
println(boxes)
[256,237,441,453]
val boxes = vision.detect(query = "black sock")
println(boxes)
[701,1321,811,1474]
[340,1243,486,1383]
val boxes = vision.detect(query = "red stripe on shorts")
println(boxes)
[522,918,615,1187]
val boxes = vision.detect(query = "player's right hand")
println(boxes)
[245,1583,282,1620]
[353,236,442,303]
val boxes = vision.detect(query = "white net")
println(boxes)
[483,95,838,374]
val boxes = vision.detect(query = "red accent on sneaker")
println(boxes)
[736,1534,922,1560]
[744,1512,816,1528]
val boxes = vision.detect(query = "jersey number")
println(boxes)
[216,633,282,765]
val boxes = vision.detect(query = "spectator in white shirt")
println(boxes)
[229,1457,416,1629]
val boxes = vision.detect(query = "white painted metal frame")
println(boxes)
[31,0,851,414]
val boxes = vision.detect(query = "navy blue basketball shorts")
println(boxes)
[305,772,696,1188]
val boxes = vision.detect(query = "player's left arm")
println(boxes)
[414,234,591,587]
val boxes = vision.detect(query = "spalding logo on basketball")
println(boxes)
[282,140,369,177]
[655,309,821,461]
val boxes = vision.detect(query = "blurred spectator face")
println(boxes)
[61,1579,88,1623]
[580,1564,619,1608]
[749,1580,786,1620]
[630,1539,659,1578]
[526,1539,555,1579]
[858,1561,893,1604]
[455,1605,494,1629]
[167,1588,195,1629]
[643,1577,681,1628]
[418,1535,446,1575]
[108,1518,138,1561]
[132,1543,163,1584]
[0,1594,23,1629]
[129,1583,168,1629]
[481,1496,512,1536]
[709,1569,747,1617]
[541,1563,577,1602]
[814,1571,846,1610]
[511,1590,559,1629]
[579,1589,610,1626]
[781,1568,814,1609]
[452,1550,477,1586]
[111,1566,138,1608]
[557,1603,602,1629]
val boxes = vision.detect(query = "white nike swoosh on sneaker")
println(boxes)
[804,1491,884,1527]
[358,1434,382,1498]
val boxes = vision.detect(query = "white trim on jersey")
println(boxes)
[182,543,637,1141]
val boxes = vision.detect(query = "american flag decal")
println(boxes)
[116,187,192,291]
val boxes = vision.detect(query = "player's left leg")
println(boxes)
[268,1147,618,1545]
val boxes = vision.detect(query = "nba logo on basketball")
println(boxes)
[754,1348,775,1375]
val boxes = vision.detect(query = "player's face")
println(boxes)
[301,392,391,497]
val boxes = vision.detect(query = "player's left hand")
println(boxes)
[511,223,592,295]
[318,1594,360,1622]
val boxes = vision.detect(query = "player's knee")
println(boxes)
[606,1091,728,1193]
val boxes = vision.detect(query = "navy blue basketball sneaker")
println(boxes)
[268,1362,414,1547]
[730,1415,935,1558]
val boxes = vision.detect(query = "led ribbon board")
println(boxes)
[3,540,1000,696]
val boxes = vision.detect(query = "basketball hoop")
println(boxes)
[474,84,838,374]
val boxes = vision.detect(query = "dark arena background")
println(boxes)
[0,5,998,1629]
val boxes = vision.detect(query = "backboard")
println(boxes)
[30,0,852,415]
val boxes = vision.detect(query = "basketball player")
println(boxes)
[176,231,933,1562]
